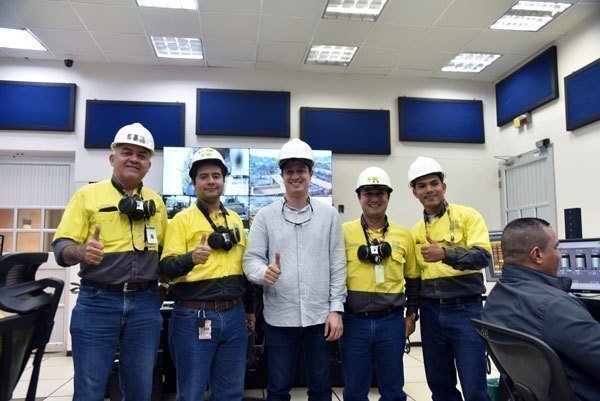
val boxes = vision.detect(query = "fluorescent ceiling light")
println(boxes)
[442,53,501,73]
[0,28,46,51]
[136,0,197,10]
[151,36,203,59]
[491,1,571,31]
[324,0,388,21]
[306,45,358,66]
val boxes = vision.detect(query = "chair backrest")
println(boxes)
[0,253,49,287]
[471,319,580,401]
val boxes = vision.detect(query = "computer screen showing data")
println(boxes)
[558,238,600,293]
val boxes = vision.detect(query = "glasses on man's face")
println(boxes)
[281,199,314,226]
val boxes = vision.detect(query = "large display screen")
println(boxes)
[85,100,185,150]
[163,147,333,226]
[565,57,600,131]
[196,89,290,138]
[300,107,390,155]
[0,80,76,131]
[558,238,600,293]
[398,97,484,143]
[495,46,558,127]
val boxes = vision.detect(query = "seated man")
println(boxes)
[483,217,600,401]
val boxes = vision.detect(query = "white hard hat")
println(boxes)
[277,138,315,168]
[356,167,393,193]
[189,148,228,178]
[408,156,445,187]
[110,123,155,155]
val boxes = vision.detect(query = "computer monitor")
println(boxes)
[484,230,504,282]
[557,238,600,293]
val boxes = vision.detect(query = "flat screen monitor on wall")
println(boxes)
[85,100,185,150]
[0,80,76,131]
[558,238,600,293]
[300,107,390,155]
[565,57,600,131]
[398,97,485,144]
[196,89,290,138]
[495,46,558,127]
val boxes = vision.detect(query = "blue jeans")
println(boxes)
[420,298,490,401]
[70,285,162,401]
[339,309,407,401]
[264,323,331,401]
[168,302,246,401]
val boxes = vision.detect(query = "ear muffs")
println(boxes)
[118,195,156,221]
[207,226,239,251]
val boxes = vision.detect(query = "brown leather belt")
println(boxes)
[349,307,401,319]
[81,280,154,292]
[176,297,242,312]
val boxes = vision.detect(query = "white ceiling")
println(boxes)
[1,0,599,82]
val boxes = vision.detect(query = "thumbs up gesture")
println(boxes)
[81,225,104,265]
[192,233,211,265]
[264,252,281,285]
[421,235,446,263]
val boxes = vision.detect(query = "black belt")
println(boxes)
[176,297,242,312]
[429,295,482,305]
[81,280,154,292]
[349,307,401,319]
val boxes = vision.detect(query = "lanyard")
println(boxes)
[360,215,389,246]
[423,200,455,244]
[196,199,230,232]
[111,176,148,252]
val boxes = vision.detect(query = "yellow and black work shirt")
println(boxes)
[160,204,246,302]
[343,219,420,315]
[52,179,167,284]
[412,202,491,299]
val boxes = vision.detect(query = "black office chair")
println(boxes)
[471,319,580,401]
[0,253,64,401]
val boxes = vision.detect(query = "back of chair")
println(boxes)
[0,253,49,287]
[471,319,579,401]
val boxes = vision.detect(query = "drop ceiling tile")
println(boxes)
[260,16,316,43]
[106,53,158,64]
[431,70,479,80]
[71,0,132,5]
[257,41,306,64]
[380,0,452,26]
[72,3,143,34]
[435,0,515,29]
[31,29,101,54]
[7,0,85,30]
[157,57,207,67]
[300,64,347,74]
[397,50,455,70]
[54,51,108,63]
[0,0,24,28]
[207,60,255,69]
[203,38,256,61]
[138,7,202,37]
[0,47,58,59]
[312,19,374,46]
[388,68,435,78]
[261,0,324,19]
[199,0,260,14]
[417,28,482,52]
[351,47,405,68]
[93,32,154,56]
[542,3,600,34]
[255,61,301,71]
[202,13,259,40]
[364,24,428,50]
[345,66,393,76]
[465,30,560,56]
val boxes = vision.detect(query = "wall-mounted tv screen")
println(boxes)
[398,97,485,143]
[565,57,600,131]
[558,238,600,293]
[495,46,558,127]
[196,89,290,138]
[163,147,332,226]
[300,107,390,155]
[0,80,76,131]
[85,100,185,150]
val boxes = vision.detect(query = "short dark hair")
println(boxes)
[279,158,313,173]
[501,218,552,264]
[190,160,227,184]
[410,172,444,188]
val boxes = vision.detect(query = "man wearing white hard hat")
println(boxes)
[52,122,167,401]
[244,138,347,401]
[407,157,491,401]
[160,148,254,401]
[340,167,420,401]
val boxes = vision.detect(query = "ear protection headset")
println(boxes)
[357,215,391,264]
[196,200,240,251]
[111,177,156,221]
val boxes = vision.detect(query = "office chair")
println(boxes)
[0,252,64,401]
[471,319,579,401]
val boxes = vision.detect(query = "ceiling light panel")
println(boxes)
[490,1,572,32]
[324,0,388,22]
[306,45,358,66]
[0,28,46,51]
[442,53,501,73]
[136,0,197,10]
[151,36,203,59]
